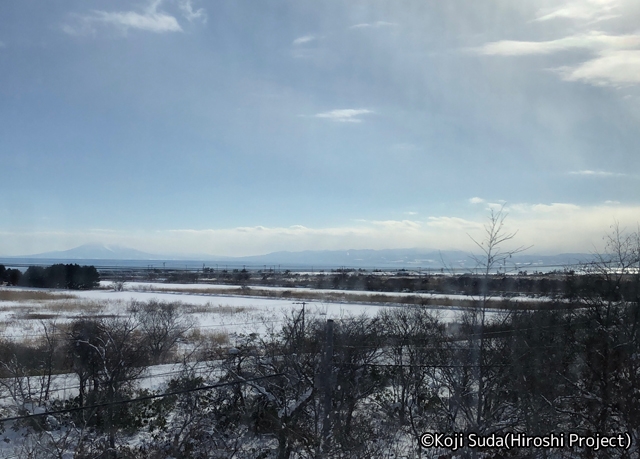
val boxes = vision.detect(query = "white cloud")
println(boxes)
[63,0,182,35]
[508,202,582,214]
[94,10,182,33]
[486,201,507,211]
[3,203,640,256]
[61,21,92,36]
[427,217,481,231]
[530,203,582,213]
[477,31,640,56]
[474,0,640,88]
[535,0,619,22]
[349,21,397,29]
[469,197,485,204]
[560,50,640,86]
[477,24,640,88]
[569,169,626,176]
[179,0,206,23]
[370,220,422,229]
[161,221,430,255]
[293,35,316,45]
[314,109,373,123]
[506,203,640,253]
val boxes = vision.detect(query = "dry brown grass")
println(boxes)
[1,299,110,325]
[0,290,76,302]
[158,286,560,311]
[138,286,243,296]
[187,329,230,361]
[182,302,249,315]
[45,299,105,314]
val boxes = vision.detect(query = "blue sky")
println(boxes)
[1,0,639,256]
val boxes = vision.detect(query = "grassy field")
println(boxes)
[0,290,76,302]
[140,284,566,310]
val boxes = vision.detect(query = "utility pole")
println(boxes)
[293,301,306,338]
[320,319,334,457]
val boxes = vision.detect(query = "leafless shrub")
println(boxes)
[111,281,125,292]
[130,300,193,364]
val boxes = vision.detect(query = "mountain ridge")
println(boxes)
[17,243,161,260]
[5,244,593,269]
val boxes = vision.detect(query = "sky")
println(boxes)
[1,0,639,257]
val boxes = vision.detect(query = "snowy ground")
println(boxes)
[104,280,554,302]
[0,283,517,456]
[0,282,487,410]
[0,361,216,408]
[0,284,468,340]
[0,281,520,342]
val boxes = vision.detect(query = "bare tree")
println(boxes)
[379,307,446,459]
[66,317,149,454]
[37,320,60,405]
[564,223,640,456]
[466,205,529,446]
[468,204,530,280]
[329,315,389,457]
[130,300,192,364]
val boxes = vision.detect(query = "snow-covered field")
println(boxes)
[105,280,551,301]
[0,283,522,457]
[0,284,473,342]
[0,279,530,343]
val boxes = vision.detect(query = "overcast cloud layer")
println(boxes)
[1,0,639,256]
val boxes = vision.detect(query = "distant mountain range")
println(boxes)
[18,244,161,260]
[231,249,591,270]
[3,244,594,270]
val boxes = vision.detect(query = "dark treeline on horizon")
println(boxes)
[0,263,100,290]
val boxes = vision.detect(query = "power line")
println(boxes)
[0,365,220,402]
[0,373,284,423]
[339,362,511,369]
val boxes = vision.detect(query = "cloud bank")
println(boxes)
[3,202,639,257]
[476,1,640,87]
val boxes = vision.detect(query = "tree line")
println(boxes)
[0,263,100,289]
